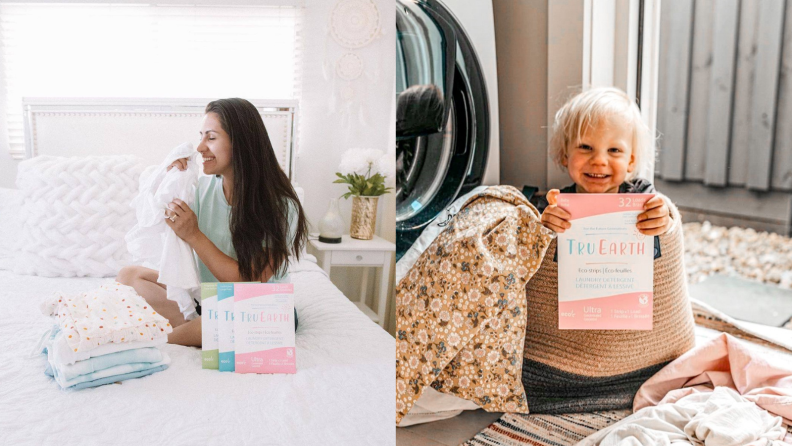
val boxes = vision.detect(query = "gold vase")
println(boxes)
[350,196,379,240]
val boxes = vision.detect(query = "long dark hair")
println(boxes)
[205,98,308,281]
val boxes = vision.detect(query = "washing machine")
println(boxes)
[395,0,500,261]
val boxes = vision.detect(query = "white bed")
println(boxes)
[0,258,395,445]
[0,99,396,445]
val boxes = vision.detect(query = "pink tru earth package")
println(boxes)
[556,194,655,330]
[233,283,296,374]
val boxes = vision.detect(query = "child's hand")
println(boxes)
[540,189,571,233]
[637,196,671,236]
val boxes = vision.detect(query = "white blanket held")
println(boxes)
[125,142,201,320]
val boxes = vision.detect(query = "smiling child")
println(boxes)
[537,87,674,237]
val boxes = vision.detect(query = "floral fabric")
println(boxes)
[395,186,554,423]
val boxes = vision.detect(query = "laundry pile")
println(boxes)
[38,283,173,390]
[577,333,792,445]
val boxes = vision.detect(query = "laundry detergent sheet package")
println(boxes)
[217,283,236,372]
[200,282,219,369]
[556,193,654,330]
[233,283,296,374]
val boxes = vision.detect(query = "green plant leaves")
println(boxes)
[333,171,393,199]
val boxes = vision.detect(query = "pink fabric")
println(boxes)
[634,333,792,423]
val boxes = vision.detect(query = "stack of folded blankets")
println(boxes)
[38,282,173,390]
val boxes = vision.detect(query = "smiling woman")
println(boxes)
[116,98,308,346]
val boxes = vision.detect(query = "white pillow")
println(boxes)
[0,187,22,269]
[12,155,146,277]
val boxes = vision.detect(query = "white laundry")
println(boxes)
[41,282,172,358]
[576,387,787,446]
[125,142,202,320]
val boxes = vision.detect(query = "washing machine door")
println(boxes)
[396,0,490,260]
[396,0,455,137]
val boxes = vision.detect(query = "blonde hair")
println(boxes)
[549,87,653,181]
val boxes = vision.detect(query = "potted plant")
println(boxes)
[334,148,394,240]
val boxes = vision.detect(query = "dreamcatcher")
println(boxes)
[323,0,384,131]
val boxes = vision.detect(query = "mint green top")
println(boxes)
[193,175,298,283]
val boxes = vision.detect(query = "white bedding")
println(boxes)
[0,258,395,446]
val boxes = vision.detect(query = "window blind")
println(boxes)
[0,3,302,158]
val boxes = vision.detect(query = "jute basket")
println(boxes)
[522,201,696,412]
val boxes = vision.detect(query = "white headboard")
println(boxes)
[22,97,298,178]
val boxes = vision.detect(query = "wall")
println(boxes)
[492,0,548,191]
[294,0,396,333]
[653,0,792,235]
[0,1,397,333]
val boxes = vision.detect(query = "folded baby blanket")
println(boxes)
[54,364,169,391]
[41,283,172,359]
[46,342,163,382]
[46,351,170,389]
[125,142,202,320]
[44,325,167,366]
[39,325,170,390]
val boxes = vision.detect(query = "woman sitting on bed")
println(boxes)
[116,98,308,346]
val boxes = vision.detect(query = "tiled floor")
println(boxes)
[396,409,503,446]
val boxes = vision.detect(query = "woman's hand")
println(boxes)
[636,196,672,236]
[167,158,189,171]
[164,198,201,244]
[540,189,571,233]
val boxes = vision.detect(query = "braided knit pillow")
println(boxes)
[522,202,696,413]
[13,156,146,277]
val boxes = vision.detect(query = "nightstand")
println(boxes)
[308,234,395,328]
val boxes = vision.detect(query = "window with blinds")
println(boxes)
[0,3,302,158]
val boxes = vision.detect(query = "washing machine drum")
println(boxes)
[395,0,490,260]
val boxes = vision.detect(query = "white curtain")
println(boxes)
[0,2,302,157]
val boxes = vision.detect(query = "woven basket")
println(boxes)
[522,201,696,413]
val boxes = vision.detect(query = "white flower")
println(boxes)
[375,153,395,184]
[338,148,385,176]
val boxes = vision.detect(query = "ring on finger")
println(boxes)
[169,215,177,222]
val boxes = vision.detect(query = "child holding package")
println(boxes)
[537,87,674,237]
[520,86,696,415]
